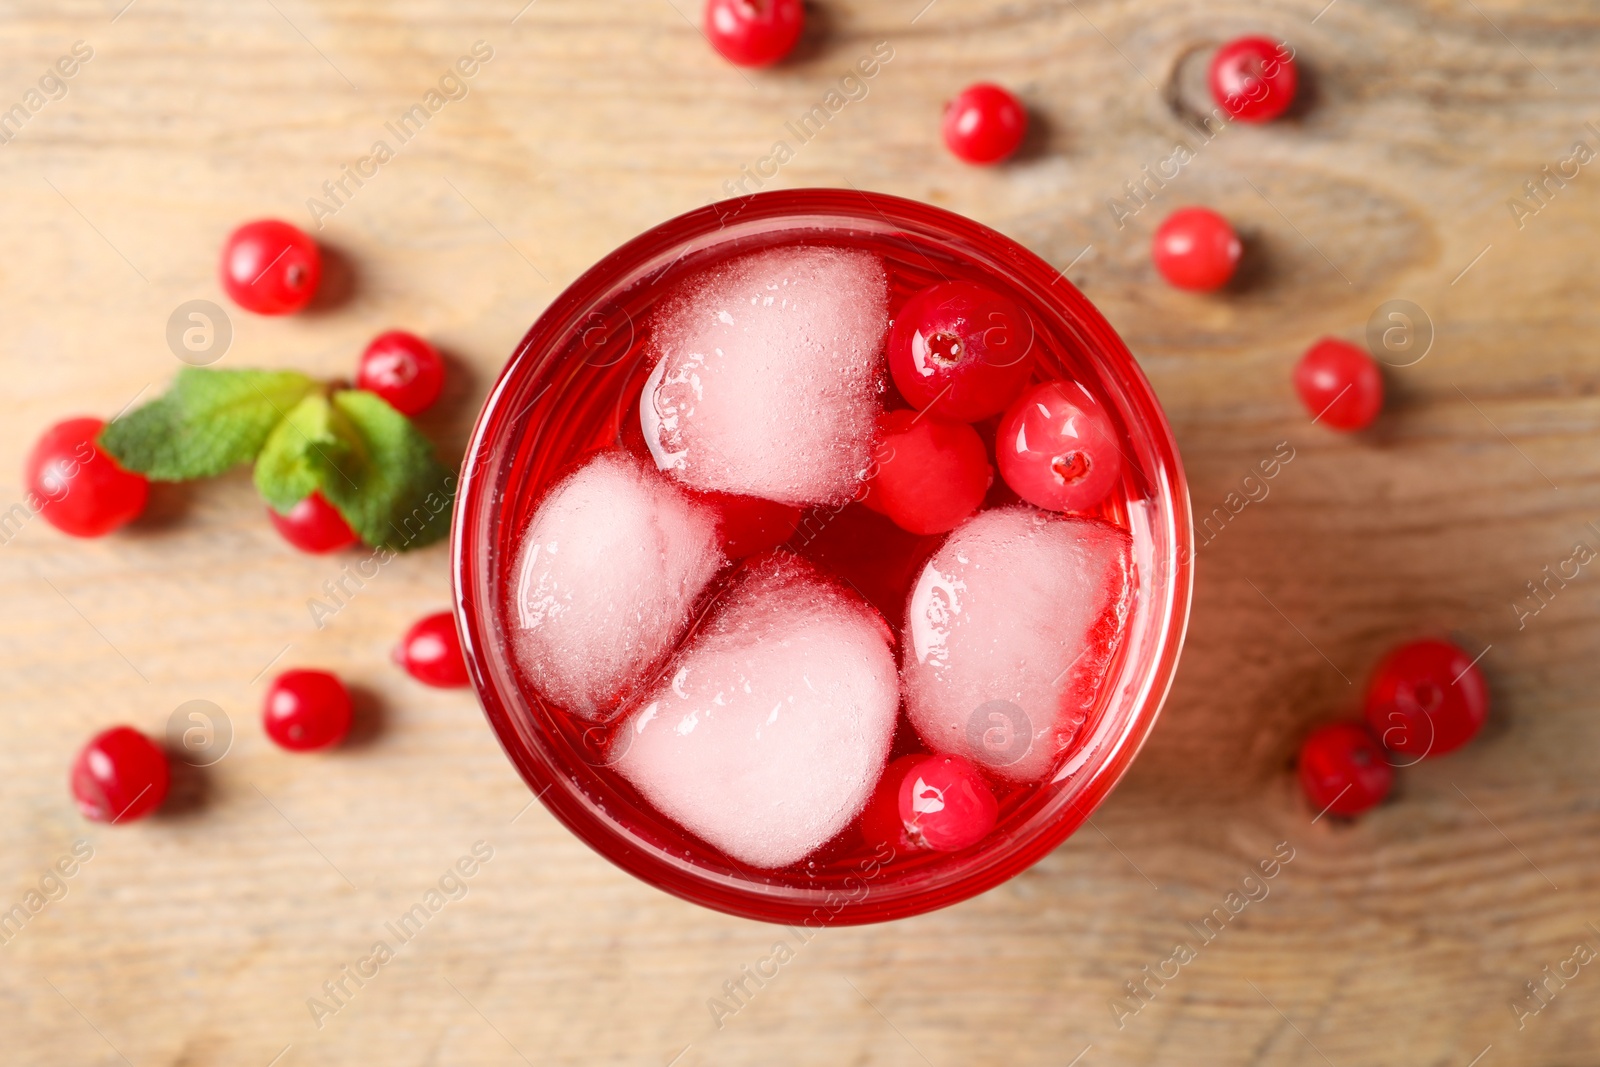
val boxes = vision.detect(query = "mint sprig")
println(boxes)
[255,390,455,551]
[251,393,355,515]
[99,368,455,552]
[99,368,318,480]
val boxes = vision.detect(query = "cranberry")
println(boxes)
[865,410,991,536]
[1295,337,1384,431]
[1151,207,1242,291]
[268,492,360,554]
[700,492,800,557]
[703,0,804,68]
[357,331,445,416]
[1364,638,1488,759]
[942,83,1027,165]
[1210,36,1298,123]
[888,281,1035,422]
[859,754,927,852]
[25,418,149,538]
[264,669,353,752]
[897,755,998,851]
[996,381,1123,513]
[1297,722,1392,817]
[71,726,170,823]
[220,219,322,316]
[394,611,471,688]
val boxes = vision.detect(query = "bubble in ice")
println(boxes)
[613,552,900,869]
[510,451,725,721]
[640,246,889,507]
[902,506,1133,782]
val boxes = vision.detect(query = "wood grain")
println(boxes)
[3,0,1599,1063]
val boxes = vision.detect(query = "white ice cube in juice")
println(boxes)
[613,553,900,869]
[510,451,724,721]
[902,506,1133,782]
[641,246,889,507]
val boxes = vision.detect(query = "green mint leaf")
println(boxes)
[326,391,456,551]
[252,393,357,512]
[99,368,319,481]
[253,389,455,552]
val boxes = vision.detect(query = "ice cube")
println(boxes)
[641,246,889,507]
[902,506,1133,782]
[613,553,900,869]
[510,451,724,721]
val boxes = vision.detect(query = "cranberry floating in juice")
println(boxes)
[454,191,1191,923]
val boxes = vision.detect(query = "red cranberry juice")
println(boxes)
[494,226,1146,890]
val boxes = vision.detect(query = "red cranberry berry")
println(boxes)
[220,219,322,316]
[1364,638,1488,759]
[71,726,170,823]
[865,410,991,536]
[703,0,804,68]
[1295,337,1384,431]
[1298,722,1392,817]
[898,754,998,851]
[268,492,359,554]
[1210,36,1298,123]
[942,83,1027,165]
[996,381,1123,512]
[888,281,1035,421]
[394,612,470,688]
[25,418,149,538]
[357,331,445,416]
[1152,207,1242,291]
[859,754,927,852]
[264,669,353,752]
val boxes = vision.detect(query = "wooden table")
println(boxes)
[3,1,1598,1063]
